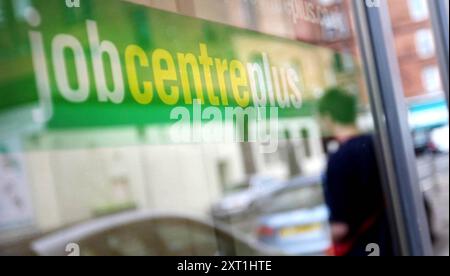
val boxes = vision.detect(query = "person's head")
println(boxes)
[318,87,358,136]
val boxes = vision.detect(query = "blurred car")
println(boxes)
[408,99,448,155]
[413,128,433,155]
[430,125,449,153]
[257,205,330,256]
[30,211,280,256]
[412,124,449,156]
[211,176,283,218]
[212,175,331,256]
[254,177,331,256]
[0,233,41,256]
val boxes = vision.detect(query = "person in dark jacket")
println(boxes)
[318,87,394,256]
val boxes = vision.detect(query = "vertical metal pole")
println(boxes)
[352,0,433,256]
[428,0,449,107]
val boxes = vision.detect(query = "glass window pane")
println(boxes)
[0,0,427,257]
[388,0,449,256]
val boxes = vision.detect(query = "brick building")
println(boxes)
[288,0,443,100]
[388,0,442,99]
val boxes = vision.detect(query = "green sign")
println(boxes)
[0,0,357,130]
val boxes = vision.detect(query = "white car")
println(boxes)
[31,211,281,256]
[212,175,332,256]
[430,125,449,153]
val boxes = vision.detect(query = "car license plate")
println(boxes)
[280,223,322,237]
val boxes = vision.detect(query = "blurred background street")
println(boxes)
[418,153,449,256]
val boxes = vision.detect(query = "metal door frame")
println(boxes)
[428,0,449,107]
[352,0,434,256]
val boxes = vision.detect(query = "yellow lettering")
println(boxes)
[152,49,179,105]
[177,53,204,104]
[215,58,229,106]
[199,43,219,105]
[125,45,153,104]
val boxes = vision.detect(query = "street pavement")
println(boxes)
[418,153,449,256]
